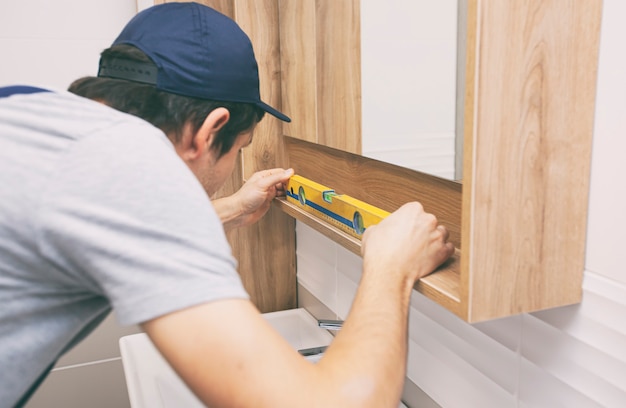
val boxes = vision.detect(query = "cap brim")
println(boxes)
[257,101,291,122]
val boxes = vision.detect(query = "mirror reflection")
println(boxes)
[361,0,463,181]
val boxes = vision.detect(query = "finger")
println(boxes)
[444,241,455,260]
[274,182,287,197]
[246,168,282,182]
[437,225,450,241]
[256,168,294,190]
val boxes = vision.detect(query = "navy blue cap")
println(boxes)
[99,2,290,122]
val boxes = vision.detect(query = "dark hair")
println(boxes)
[68,45,265,158]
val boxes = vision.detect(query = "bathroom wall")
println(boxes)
[361,0,458,180]
[297,0,626,406]
[0,1,141,406]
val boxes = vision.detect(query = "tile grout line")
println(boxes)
[52,356,122,372]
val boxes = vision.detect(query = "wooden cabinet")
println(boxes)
[276,0,603,322]
[187,0,603,321]
[457,1,603,321]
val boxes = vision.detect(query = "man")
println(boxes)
[0,2,454,407]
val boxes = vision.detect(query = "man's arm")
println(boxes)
[212,168,293,231]
[142,202,454,408]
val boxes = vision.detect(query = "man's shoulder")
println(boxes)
[3,88,165,146]
[2,88,126,123]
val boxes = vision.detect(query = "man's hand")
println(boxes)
[361,202,455,286]
[213,168,294,230]
[143,201,455,408]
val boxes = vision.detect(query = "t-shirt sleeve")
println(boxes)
[36,119,249,326]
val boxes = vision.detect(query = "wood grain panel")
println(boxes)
[465,0,602,321]
[231,0,296,312]
[186,0,296,313]
[282,134,462,313]
[278,0,318,144]
[275,198,461,315]
[315,0,361,153]
[459,0,479,324]
[284,136,463,248]
[195,0,234,16]
[235,0,288,176]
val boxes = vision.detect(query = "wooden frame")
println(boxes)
[276,0,603,322]
[275,136,463,313]
[459,0,602,320]
[154,0,603,322]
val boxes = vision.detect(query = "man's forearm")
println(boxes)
[211,196,244,231]
[315,264,414,407]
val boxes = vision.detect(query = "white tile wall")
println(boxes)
[297,1,626,407]
[25,359,132,408]
[335,245,362,319]
[406,309,518,407]
[296,222,338,312]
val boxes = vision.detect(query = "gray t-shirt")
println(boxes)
[0,88,249,406]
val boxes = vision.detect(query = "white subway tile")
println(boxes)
[336,244,362,284]
[296,253,336,312]
[519,358,603,408]
[295,223,338,311]
[336,271,358,320]
[56,315,141,368]
[583,272,626,316]
[530,288,626,363]
[407,338,516,408]
[522,308,626,406]
[26,359,131,408]
[473,314,522,353]
[409,305,519,395]
[296,222,337,266]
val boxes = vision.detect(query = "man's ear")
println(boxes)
[176,107,230,163]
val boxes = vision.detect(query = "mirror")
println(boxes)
[360,0,465,181]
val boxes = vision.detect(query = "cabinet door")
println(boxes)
[460,0,602,321]
[279,0,361,155]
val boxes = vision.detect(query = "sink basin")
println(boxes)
[119,308,333,407]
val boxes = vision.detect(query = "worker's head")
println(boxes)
[69,2,290,194]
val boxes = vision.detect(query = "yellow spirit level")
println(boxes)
[285,175,390,239]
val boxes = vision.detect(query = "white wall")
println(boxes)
[298,0,626,406]
[0,0,135,89]
[0,1,140,406]
[361,0,458,180]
